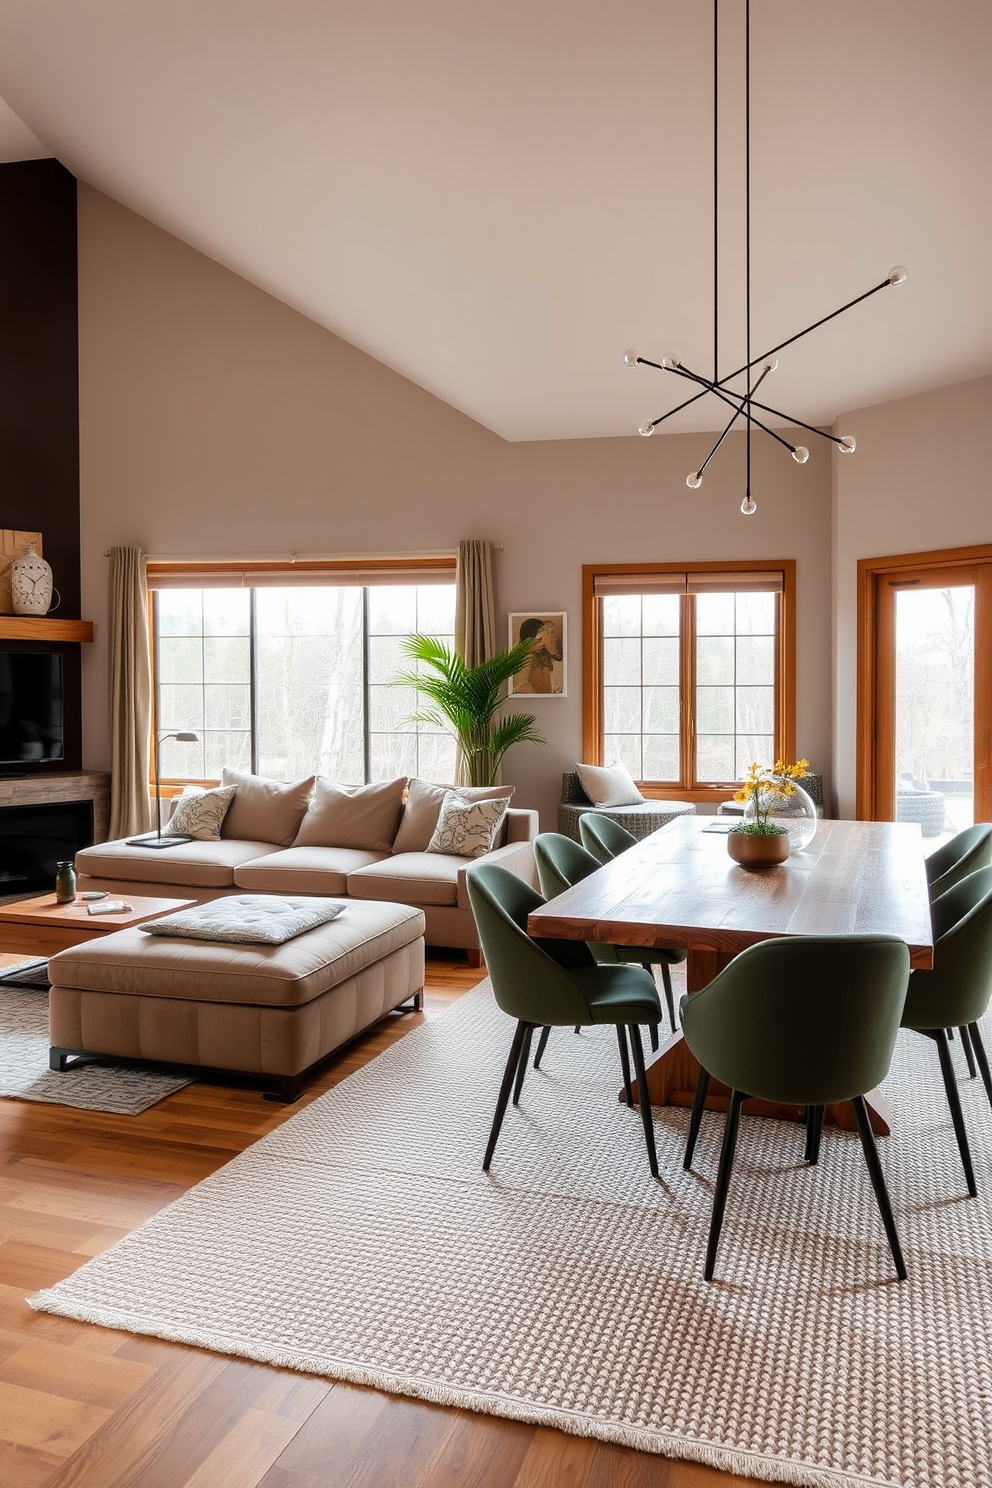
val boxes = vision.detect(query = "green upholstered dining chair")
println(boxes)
[535,832,681,1038]
[926,823,992,900]
[900,866,992,1198]
[465,860,663,1178]
[679,935,911,1282]
[579,812,639,865]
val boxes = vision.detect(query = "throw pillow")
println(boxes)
[294,776,408,851]
[164,785,237,841]
[392,778,515,854]
[220,768,316,846]
[426,791,510,859]
[575,761,644,808]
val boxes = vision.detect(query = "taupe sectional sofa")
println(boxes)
[75,771,538,957]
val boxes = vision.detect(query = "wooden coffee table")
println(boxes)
[0,893,198,958]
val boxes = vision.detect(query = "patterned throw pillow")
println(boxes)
[165,785,237,841]
[426,792,510,859]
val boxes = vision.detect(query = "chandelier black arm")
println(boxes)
[641,382,713,430]
[713,277,894,389]
[697,402,744,477]
[669,362,798,453]
[744,397,845,445]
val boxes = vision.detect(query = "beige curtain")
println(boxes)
[108,546,153,840]
[455,539,498,668]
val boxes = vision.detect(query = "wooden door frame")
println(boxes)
[856,541,992,821]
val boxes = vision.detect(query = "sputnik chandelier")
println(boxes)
[624,0,906,516]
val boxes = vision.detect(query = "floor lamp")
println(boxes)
[126,731,200,848]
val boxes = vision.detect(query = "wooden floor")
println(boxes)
[0,948,752,1488]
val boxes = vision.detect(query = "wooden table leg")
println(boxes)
[628,945,893,1137]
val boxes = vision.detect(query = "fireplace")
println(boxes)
[0,799,95,895]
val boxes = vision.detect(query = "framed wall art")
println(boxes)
[508,612,567,697]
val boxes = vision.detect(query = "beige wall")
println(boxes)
[78,185,833,829]
[832,373,992,819]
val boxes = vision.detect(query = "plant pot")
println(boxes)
[727,829,790,869]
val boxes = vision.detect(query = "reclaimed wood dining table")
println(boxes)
[526,815,934,1135]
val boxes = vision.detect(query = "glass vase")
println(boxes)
[743,777,818,851]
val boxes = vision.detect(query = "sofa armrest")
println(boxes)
[456,836,537,909]
[504,807,538,845]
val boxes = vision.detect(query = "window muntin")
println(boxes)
[153,582,456,784]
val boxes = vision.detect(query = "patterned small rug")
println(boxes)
[0,966,193,1113]
[31,981,992,1488]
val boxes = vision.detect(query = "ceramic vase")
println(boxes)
[727,829,791,869]
[10,543,54,615]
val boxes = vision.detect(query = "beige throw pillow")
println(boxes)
[165,785,237,841]
[294,777,408,851]
[392,779,515,854]
[220,768,316,846]
[575,761,644,807]
[426,792,510,859]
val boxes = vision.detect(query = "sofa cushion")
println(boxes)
[221,768,315,846]
[76,837,282,889]
[234,846,389,895]
[166,785,237,841]
[427,792,510,859]
[48,900,425,1007]
[392,779,515,854]
[347,851,466,907]
[293,776,407,851]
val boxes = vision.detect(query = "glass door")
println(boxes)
[872,560,992,845]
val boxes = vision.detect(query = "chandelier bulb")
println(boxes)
[888,266,908,286]
[637,420,656,437]
[660,354,681,371]
[740,494,757,515]
[838,434,857,453]
[763,358,779,373]
[686,471,703,489]
[623,349,640,367]
[791,445,809,465]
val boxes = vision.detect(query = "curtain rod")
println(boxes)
[102,545,505,558]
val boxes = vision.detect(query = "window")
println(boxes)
[583,561,795,800]
[150,562,457,786]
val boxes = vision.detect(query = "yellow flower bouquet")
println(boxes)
[733,759,810,836]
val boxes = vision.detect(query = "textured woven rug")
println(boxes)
[32,980,992,1488]
[0,967,192,1113]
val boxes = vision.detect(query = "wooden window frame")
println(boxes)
[147,557,457,795]
[582,558,796,803]
[856,542,992,822]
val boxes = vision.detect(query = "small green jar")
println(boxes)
[55,860,77,904]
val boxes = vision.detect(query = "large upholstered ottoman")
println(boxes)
[46,900,425,1101]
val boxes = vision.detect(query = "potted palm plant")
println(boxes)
[394,635,546,787]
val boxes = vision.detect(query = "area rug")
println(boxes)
[0,968,193,1113]
[31,980,992,1488]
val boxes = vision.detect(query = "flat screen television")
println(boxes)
[0,652,64,764]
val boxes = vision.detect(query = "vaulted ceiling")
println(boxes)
[0,0,989,440]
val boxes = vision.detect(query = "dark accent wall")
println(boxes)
[0,160,81,771]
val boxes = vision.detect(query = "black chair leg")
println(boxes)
[533,1025,551,1070]
[484,1020,530,1171]
[930,1027,977,1197]
[659,962,677,1034]
[969,1021,992,1107]
[704,1088,746,1281]
[804,1105,825,1165]
[626,1024,659,1178]
[616,1026,633,1107]
[684,1066,711,1170]
[512,1025,535,1105]
[850,1094,907,1281]
[959,1025,978,1078]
